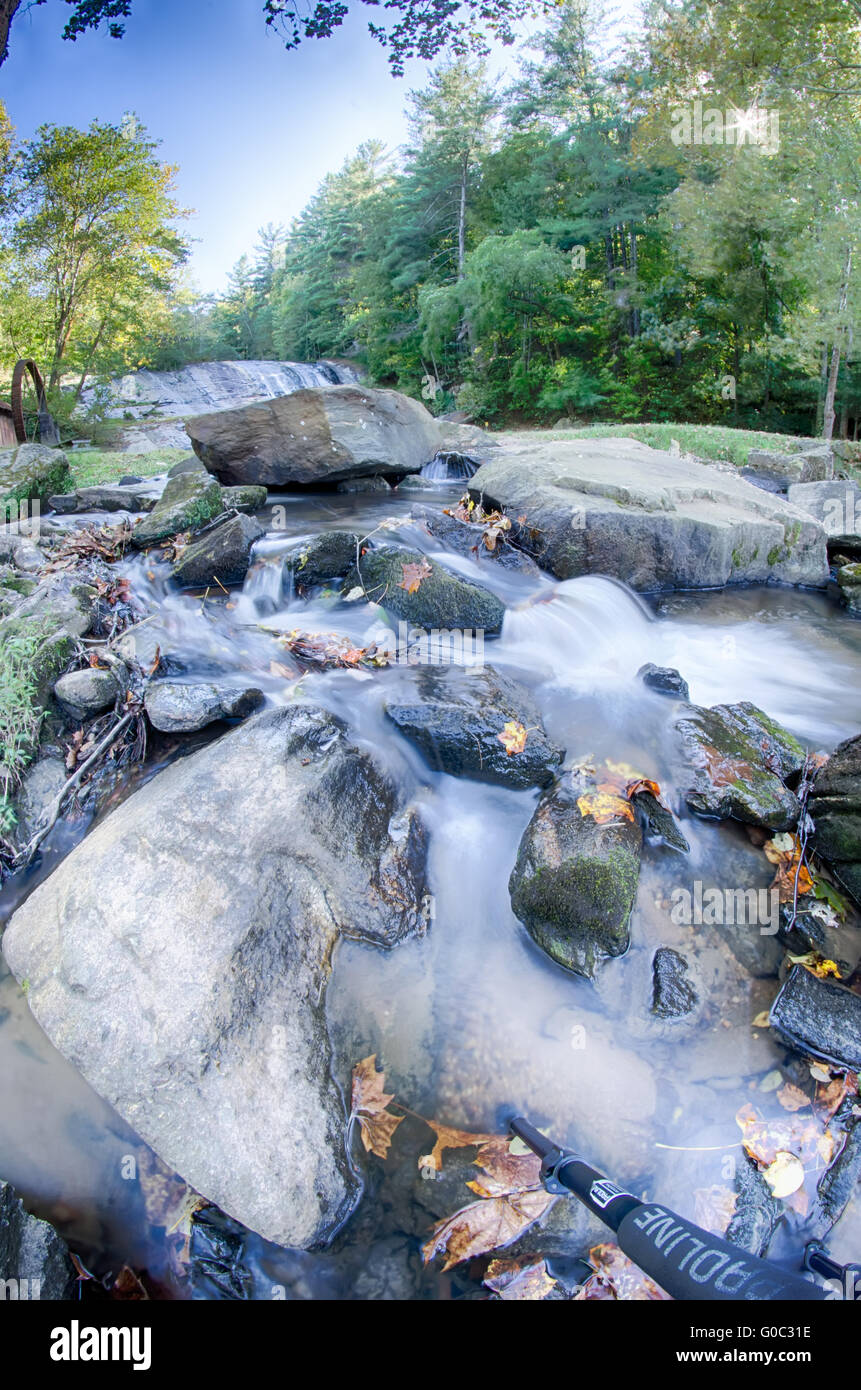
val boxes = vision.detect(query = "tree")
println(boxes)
[1,117,188,395]
[0,0,554,75]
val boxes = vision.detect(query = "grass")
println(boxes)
[66,447,191,490]
[514,421,821,468]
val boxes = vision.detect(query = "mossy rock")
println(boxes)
[0,444,70,514]
[288,531,361,587]
[343,545,505,633]
[132,470,224,547]
[677,701,804,830]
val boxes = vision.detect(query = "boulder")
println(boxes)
[0,1181,74,1300]
[337,476,391,494]
[769,965,861,1071]
[509,782,642,978]
[48,484,159,514]
[0,443,70,511]
[344,546,505,634]
[187,385,444,487]
[144,681,264,732]
[410,503,542,577]
[53,667,119,720]
[836,563,861,614]
[650,948,699,1019]
[787,479,860,539]
[170,513,265,588]
[468,438,827,590]
[638,663,690,700]
[384,666,564,789]
[222,484,268,513]
[676,701,804,829]
[809,734,861,906]
[287,531,360,588]
[168,456,209,478]
[2,704,431,1248]
[743,446,832,492]
[132,469,224,547]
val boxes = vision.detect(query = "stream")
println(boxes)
[2,477,861,1298]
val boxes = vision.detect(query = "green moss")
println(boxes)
[767,546,782,566]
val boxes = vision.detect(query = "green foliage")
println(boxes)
[0,619,50,833]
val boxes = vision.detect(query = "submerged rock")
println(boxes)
[2,704,431,1249]
[287,531,360,588]
[725,1152,782,1258]
[650,948,699,1019]
[53,667,119,720]
[809,734,861,907]
[187,385,444,487]
[676,701,804,829]
[0,1181,74,1300]
[344,546,505,633]
[769,965,861,1071]
[132,469,224,547]
[384,666,564,789]
[337,476,391,494]
[509,783,642,978]
[468,437,828,590]
[144,681,264,732]
[170,513,265,588]
[638,663,690,701]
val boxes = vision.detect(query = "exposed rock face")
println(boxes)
[809,734,861,907]
[509,783,642,978]
[132,469,224,547]
[468,438,827,590]
[53,667,119,720]
[676,702,805,829]
[2,705,431,1248]
[344,546,506,633]
[144,681,264,732]
[287,531,360,588]
[170,513,265,588]
[187,386,445,487]
[0,1181,74,1300]
[769,965,861,1071]
[743,446,832,491]
[384,666,564,789]
[221,485,268,513]
[0,444,70,510]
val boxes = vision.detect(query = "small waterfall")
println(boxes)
[88,359,359,420]
[419,451,479,483]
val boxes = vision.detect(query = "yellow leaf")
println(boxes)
[577,791,635,825]
[762,1150,805,1199]
[497,720,528,756]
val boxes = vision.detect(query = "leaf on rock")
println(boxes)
[577,790,635,825]
[350,1054,403,1159]
[497,720,528,756]
[762,1150,805,1199]
[483,1256,556,1301]
[419,1122,494,1174]
[787,951,842,979]
[574,1243,670,1301]
[399,559,433,594]
[112,1266,149,1301]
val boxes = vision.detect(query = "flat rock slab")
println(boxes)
[769,965,861,1071]
[187,385,445,487]
[469,437,828,590]
[2,704,430,1249]
[676,701,804,829]
[384,665,563,788]
[49,485,161,514]
[742,447,832,492]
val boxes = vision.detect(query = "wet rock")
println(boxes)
[743,447,832,492]
[188,385,445,487]
[46,493,78,514]
[344,546,505,634]
[836,563,861,614]
[53,667,119,721]
[638,663,690,701]
[132,469,224,547]
[509,782,642,978]
[48,484,159,514]
[170,512,265,589]
[144,681,264,732]
[779,899,861,980]
[11,756,67,843]
[0,1180,75,1299]
[725,1152,782,1257]
[337,476,391,494]
[189,1206,254,1300]
[384,666,564,789]
[769,965,861,1071]
[809,1110,861,1238]
[632,789,690,852]
[2,704,431,1248]
[0,443,70,510]
[676,701,804,829]
[651,948,698,1019]
[118,474,144,486]
[468,438,828,590]
[287,531,360,587]
[410,503,542,577]
[809,734,861,907]
[222,484,268,513]
[0,527,45,573]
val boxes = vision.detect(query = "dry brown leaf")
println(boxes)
[693,1185,737,1236]
[269,660,294,679]
[815,1072,858,1118]
[112,1266,149,1301]
[350,1054,403,1159]
[777,1082,811,1113]
[484,1256,556,1301]
[575,1243,670,1301]
[399,559,433,593]
[419,1122,494,1174]
[422,1188,554,1271]
[763,833,814,902]
[497,720,528,756]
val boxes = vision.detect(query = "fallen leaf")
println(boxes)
[752,1010,771,1028]
[419,1122,494,1174]
[762,1150,805,1199]
[816,1072,858,1118]
[575,1243,670,1301]
[422,1188,554,1272]
[777,1082,811,1113]
[483,1256,556,1301]
[112,1266,149,1301]
[269,660,294,679]
[763,833,814,902]
[577,790,635,824]
[350,1055,403,1159]
[399,559,433,594]
[497,720,528,756]
[693,1185,737,1236]
[787,951,842,979]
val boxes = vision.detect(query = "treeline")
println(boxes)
[155,0,860,437]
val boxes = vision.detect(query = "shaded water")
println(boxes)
[2,481,861,1297]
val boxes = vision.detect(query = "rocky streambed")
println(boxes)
[1,394,861,1301]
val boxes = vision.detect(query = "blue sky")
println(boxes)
[0,0,642,293]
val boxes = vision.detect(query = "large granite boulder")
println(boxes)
[0,444,70,513]
[2,704,431,1249]
[676,701,805,829]
[468,438,827,590]
[809,734,861,907]
[187,385,445,487]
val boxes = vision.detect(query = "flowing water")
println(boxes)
[2,478,861,1298]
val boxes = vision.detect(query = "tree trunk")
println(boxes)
[0,0,21,66]
[823,246,853,442]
